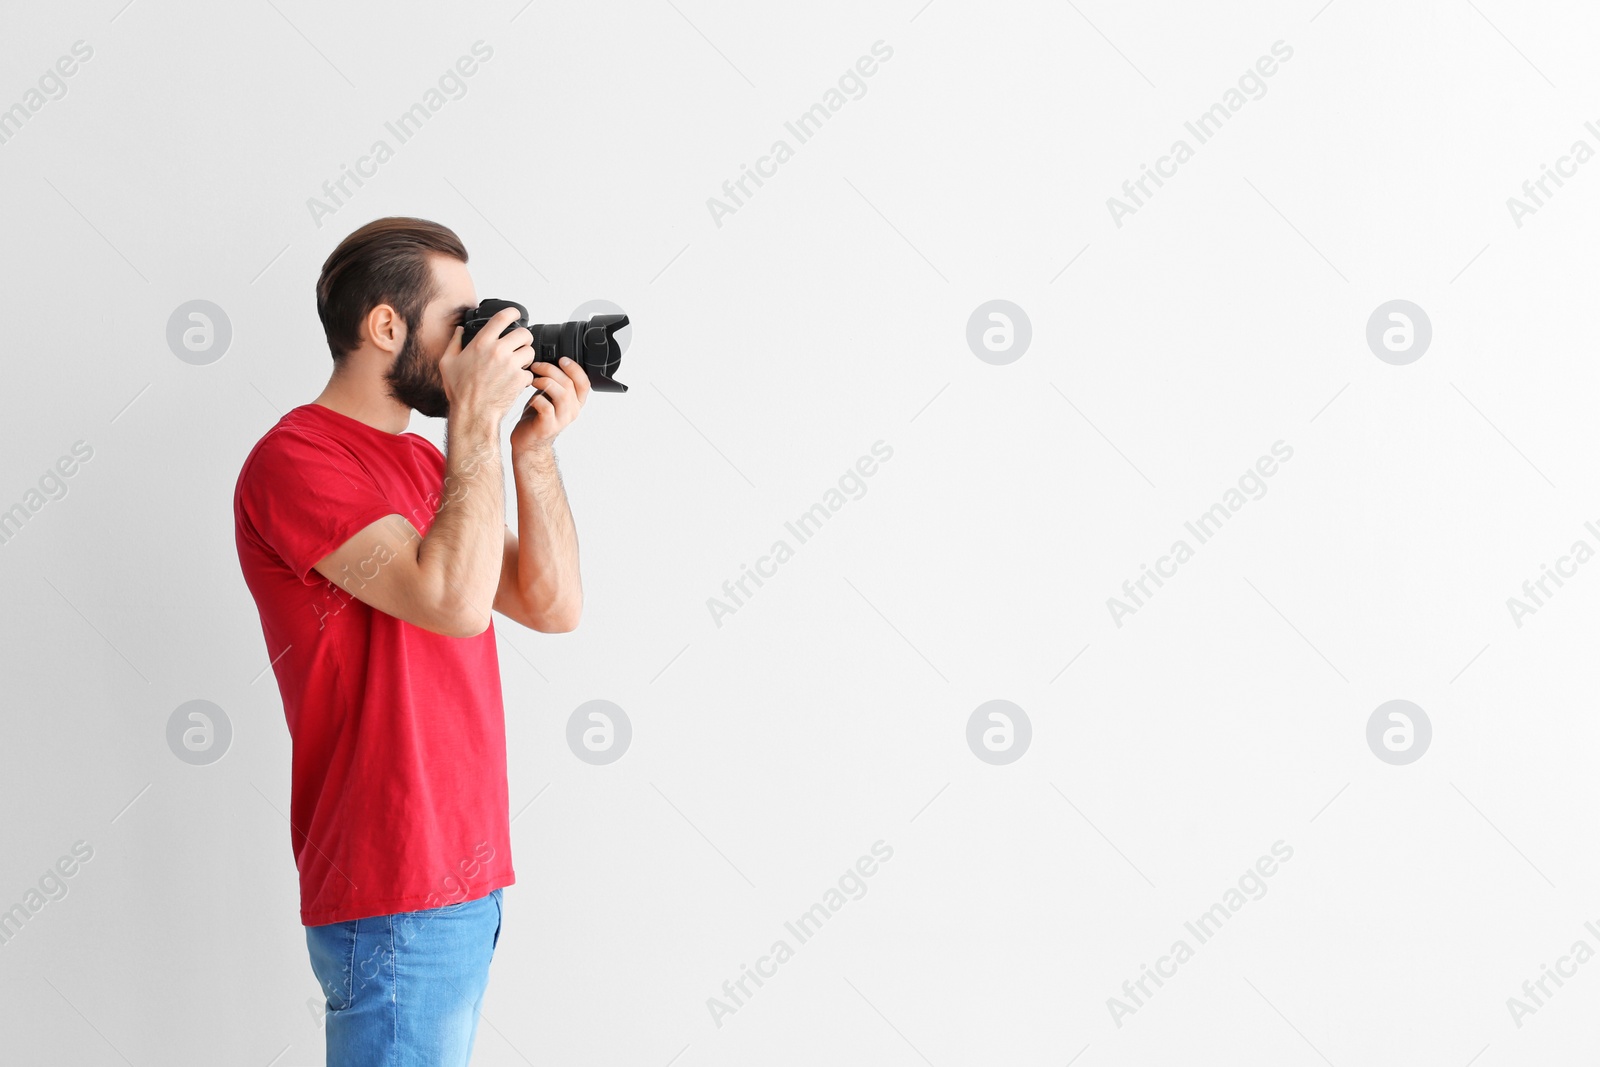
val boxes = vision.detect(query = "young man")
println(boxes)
[233,216,588,1064]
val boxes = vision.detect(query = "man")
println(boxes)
[233,216,588,1065]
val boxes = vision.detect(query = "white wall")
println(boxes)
[0,0,1593,1063]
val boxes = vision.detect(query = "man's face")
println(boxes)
[383,253,476,418]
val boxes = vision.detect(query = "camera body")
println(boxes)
[459,299,629,393]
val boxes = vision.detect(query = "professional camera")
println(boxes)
[459,299,629,393]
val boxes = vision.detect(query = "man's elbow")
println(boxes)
[530,608,581,633]
[527,595,582,633]
[452,616,495,638]
[433,597,493,639]
[439,612,492,639]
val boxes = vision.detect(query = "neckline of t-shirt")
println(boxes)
[294,402,420,445]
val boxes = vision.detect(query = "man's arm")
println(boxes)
[312,418,505,638]
[493,445,582,632]
[309,306,533,638]
[494,354,591,632]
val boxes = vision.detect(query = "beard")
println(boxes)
[384,323,449,419]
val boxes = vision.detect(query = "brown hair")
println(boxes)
[316,217,467,362]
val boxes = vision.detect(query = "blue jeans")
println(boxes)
[306,888,503,1066]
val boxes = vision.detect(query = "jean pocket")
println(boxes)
[491,888,503,951]
[305,919,358,1012]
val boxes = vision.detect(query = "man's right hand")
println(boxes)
[439,305,535,424]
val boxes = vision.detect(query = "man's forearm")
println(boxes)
[417,415,506,635]
[511,444,582,629]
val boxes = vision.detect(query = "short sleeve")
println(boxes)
[238,427,400,584]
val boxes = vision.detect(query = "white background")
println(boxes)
[2,0,1597,1063]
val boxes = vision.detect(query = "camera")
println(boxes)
[459,299,629,393]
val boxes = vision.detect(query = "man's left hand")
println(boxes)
[510,356,590,452]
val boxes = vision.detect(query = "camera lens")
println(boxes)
[461,301,628,392]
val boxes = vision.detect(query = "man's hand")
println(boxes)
[510,355,591,452]
[498,354,587,631]
[439,305,534,425]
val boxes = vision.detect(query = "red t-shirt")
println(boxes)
[233,402,514,926]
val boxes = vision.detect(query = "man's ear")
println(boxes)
[363,304,403,355]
